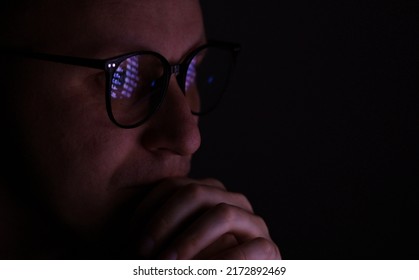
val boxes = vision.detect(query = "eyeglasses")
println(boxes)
[3,41,241,128]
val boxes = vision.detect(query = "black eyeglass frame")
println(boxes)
[3,40,241,129]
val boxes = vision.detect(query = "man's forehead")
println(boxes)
[5,0,205,60]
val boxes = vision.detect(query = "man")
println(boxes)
[0,0,281,259]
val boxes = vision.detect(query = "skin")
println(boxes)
[0,0,281,259]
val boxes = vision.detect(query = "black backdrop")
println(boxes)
[191,0,418,259]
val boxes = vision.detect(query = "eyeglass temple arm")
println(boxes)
[2,48,106,70]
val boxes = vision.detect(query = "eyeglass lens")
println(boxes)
[109,45,235,127]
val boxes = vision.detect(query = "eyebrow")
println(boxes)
[75,30,207,59]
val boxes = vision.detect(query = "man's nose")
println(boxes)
[140,75,201,156]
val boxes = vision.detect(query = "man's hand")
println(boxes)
[129,177,281,260]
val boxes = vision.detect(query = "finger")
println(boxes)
[132,177,225,221]
[197,177,226,189]
[213,237,282,260]
[159,203,270,260]
[138,185,253,257]
[193,233,239,259]
[130,177,189,221]
[150,184,253,244]
[130,177,224,228]
[131,177,227,257]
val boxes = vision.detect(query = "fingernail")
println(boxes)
[138,236,154,257]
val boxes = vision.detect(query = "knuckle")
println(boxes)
[254,214,266,226]
[182,183,208,200]
[201,178,225,189]
[252,214,270,234]
[254,237,281,259]
[231,192,253,212]
[214,203,237,222]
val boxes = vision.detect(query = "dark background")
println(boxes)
[191,0,418,259]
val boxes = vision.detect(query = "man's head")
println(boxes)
[1,0,205,237]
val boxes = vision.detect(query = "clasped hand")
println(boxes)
[126,177,281,260]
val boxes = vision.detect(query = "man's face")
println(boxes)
[7,0,204,235]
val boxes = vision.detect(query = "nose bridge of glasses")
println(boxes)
[169,63,187,93]
[170,64,181,76]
